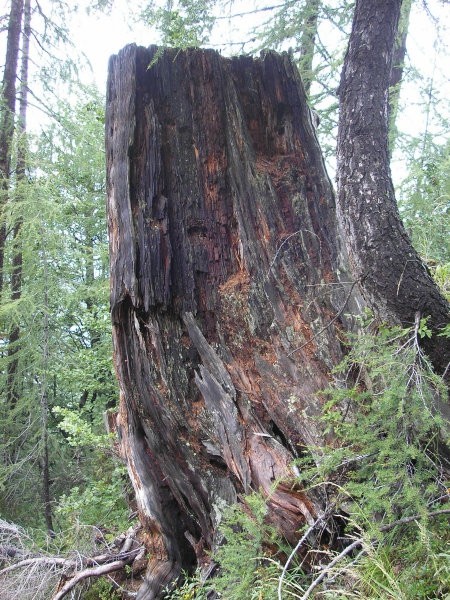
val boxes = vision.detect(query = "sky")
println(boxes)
[70,4,152,91]
[68,1,449,151]
[69,1,264,91]
[1,0,448,182]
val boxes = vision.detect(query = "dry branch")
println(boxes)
[0,522,143,600]
[52,551,140,600]
[300,538,363,600]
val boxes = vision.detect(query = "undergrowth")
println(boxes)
[165,318,449,599]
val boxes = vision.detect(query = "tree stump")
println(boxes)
[106,45,359,598]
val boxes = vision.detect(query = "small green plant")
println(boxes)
[212,493,281,600]
[83,578,121,600]
[316,321,447,526]
[290,318,450,598]
[163,569,209,600]
[432,262,450,301]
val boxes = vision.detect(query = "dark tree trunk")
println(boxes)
[388,0,412,153]
[6,0,31,408]
[336,0,449,376]
[106,45,360,598]
[0,0,24,297]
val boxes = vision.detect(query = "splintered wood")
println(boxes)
[106,45,356,598]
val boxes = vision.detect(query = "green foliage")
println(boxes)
[309,322,448,526]
[431,261,450,302]
[83,578,121,600]
[52,405,129,534]
[353,524,450,600]
[285,320,449,598]
[53,406,111,448]
[398,137,450,265]
[211,493,280,600]
[141,0,215,47]
[55,463,128,536]
[0,86,121,535]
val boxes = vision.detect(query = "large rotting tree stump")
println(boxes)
[106,45,360,599]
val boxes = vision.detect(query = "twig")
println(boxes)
[288,279,359,356]
[266,229,303,278]
[266,228,323,280]
[215,2,291,20]
[379,508,450,533]
[300,539,362,599]
[277,517,325,600]
[51,554,139,600]
[305,281,355,287]
[442,361,450,380]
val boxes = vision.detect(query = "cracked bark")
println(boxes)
[336,0,449,377]
[106,45,360,598]
[0,0,24,296]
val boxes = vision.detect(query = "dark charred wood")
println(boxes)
[106,45,360,598]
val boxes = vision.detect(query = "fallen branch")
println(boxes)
[277,516,325,600]
[0,523,143,600]
[52,533,141,600]
[300,539,363,600]
[52,553,139,600]
[0,545,142,578]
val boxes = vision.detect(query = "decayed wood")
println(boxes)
[106,45,360,598]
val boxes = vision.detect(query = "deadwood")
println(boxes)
[0,523,143,600]
[106,45,361,598]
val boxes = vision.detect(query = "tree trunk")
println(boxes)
[40,241,55,537]
[106,44,361,598]
[299,0,321,97]
[6,0,31,408]
[0,0,24,297]
[336,0,449,376]
[388,0,412,153]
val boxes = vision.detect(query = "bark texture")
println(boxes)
[6,0,30,408]
[0,0,24,296]
[106,45,359,598]
[337,0,449,375]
